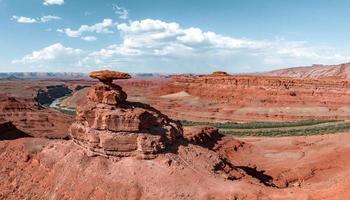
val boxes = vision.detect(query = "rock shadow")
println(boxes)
[236,166,276,187]
[0,122,32,140]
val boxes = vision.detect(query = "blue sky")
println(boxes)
[1,0,350,73]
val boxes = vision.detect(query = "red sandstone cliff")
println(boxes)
[154,72,350,121]
[0,96,73,139]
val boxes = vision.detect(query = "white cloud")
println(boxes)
[11,15,61,24]
[81,36,97,41]
[12,43,83,64]
[43,0,64,6]
[40,15,62,23]
[114,19,270,53]
[117,19,179,34]
[78,18,350,73]
[112,4,128,20]
[57,19,114,41]
[13,18,350,73]
[11,16,37,23]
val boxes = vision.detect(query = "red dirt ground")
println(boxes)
[1,132,350,199]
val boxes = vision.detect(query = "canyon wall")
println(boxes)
[165,75,350,106]
[35,85,72,105]
[154,74,350,121]
[0,96,73,139]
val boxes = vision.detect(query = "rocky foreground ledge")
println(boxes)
[70,70,183,159]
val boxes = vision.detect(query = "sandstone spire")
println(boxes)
[87,70,131,105]
[70,70,183,159]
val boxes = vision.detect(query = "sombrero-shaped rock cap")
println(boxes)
[89,70,131,83]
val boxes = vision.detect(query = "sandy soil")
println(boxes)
[216,132,350,199]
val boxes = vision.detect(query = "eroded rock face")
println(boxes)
[183,126,220,144]
[0,96,73,139]
[87,83,127,105]
[70,70,183,159]
[156,72,350,122]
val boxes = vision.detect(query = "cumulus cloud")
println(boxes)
[112,4,128,20]
[12,43,82,64]
[57,19,114,41]
[11,15,61,24]
[78,18,350,73]
[43,0,64,6]
[11,16,37,23]
[13,18,350,73]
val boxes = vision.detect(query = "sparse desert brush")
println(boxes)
[182,120,350,137]
[181,119,339,129]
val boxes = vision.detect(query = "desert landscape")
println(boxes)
[3,0,350,199]
[1,63,350,199]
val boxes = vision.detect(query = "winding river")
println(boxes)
[49,96,76,114]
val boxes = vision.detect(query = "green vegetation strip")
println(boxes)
[181,120,350,137]
[181,119,339,129]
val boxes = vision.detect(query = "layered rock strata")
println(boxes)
[70,70,183,159]
[0,96,73,139]
[155,71,350,121]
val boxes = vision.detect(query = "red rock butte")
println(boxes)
[70,70,183,159]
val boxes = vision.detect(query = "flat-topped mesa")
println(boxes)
[210,71,229,76]
[70,70,183,159]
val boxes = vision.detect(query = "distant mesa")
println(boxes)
[261,62,350,79]
[211,71,229,76]
[0,72,88,80]
[0,74,22,81]
[89,70,131,84]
